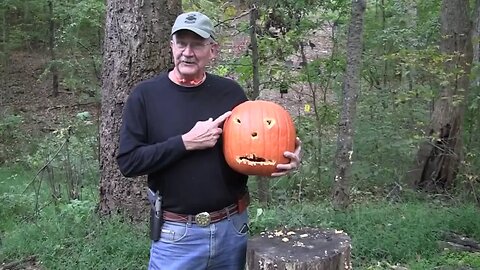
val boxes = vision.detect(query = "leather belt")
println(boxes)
[162,192,250,227]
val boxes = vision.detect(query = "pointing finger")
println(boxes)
[212,111,232,127]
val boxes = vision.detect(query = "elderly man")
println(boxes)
[117,11,301,270]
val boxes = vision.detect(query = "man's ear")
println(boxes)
[210,43,220,58]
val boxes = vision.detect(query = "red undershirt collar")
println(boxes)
[171,71,206,87]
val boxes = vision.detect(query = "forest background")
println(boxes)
[1,0,480,269]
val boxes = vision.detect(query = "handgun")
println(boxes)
[147,188,163,242]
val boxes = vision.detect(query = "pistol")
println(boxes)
[147,188,163,242]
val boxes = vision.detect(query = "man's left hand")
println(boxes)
[271,137,302,177]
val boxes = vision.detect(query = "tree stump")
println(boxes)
[247,227,352,270]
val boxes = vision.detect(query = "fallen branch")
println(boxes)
[0,255,37,270]
[438,231,480,252]
[46,101,97,112]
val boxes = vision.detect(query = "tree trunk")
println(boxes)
[332,0,366,210]
[407,0,473,192]
[249,2,260,100]
[48,0,58,97]
[247,228,352,270]
[98,0,181,220]
[472,0,480,86]
[248,2,270,205]
[2,8,6,68]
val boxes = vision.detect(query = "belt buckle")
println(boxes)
[195,212,211,226]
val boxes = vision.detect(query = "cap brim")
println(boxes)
[171,27,210,39]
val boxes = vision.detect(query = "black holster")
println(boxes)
[147,188,163,242]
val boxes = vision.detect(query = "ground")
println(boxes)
[0,51,99,136]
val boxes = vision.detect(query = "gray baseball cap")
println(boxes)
[171,12,215,39]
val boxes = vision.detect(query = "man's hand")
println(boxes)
[271,137,302,177]
[182,111,232,151]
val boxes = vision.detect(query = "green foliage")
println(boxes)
[351,85,431,189]
[1,210,149,269]
[40,56,102,99]
[362,0,442,93]
[0,168,35,232]
[0,113,28,165]
[408,251,480,269]
[19,113,99,205]
[248,200,480,269]
[2,146,480,270]
[1,0,104,98]
[0,165,146,269]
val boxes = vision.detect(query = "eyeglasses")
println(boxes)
[172,39,214,52]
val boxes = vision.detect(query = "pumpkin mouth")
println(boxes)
[236,154,275,165]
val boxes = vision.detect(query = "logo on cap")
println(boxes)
[185,14,196,24]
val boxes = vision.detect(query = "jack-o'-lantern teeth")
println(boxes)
[236,154,275,166]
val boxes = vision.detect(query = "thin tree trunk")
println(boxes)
[380,0,387,88]
[1,8,7,101]
[98,0,181,220]
[473,0,480,83]
[250,3,260,100]
[48,0,58,97]
[299,41,323,184]
[405,1,417,92]
[332,0,366,210]
[466,0,480,148]
[248,1,269,204]
[407,0,473,192]
[2,9,6,67]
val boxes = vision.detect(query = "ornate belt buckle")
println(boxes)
[195,212,211,227]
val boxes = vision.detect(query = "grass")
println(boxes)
[1,165,480,269]
[248,200,480,269]
[0,166,150,269]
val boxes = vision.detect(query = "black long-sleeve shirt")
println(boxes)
[117,72,249,214]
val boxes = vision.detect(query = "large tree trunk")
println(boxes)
[332,0,366,210]
[98,0,181,220]
[407,0,473,192]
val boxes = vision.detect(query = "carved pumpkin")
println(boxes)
[223,100,296,176]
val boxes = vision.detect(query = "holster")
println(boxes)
[147,188,163,242]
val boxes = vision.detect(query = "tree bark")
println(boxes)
[407,0,473,192]
[98,0,181,220]
[332,0,366,210]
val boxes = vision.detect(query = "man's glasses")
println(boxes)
[172,40,214,52]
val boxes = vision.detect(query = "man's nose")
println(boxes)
[182,45,195,56]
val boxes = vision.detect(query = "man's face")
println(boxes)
[171,31,218,78]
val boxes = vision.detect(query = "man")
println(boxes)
[117,11,301,270]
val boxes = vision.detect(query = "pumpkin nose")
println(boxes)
[251,132,258,138]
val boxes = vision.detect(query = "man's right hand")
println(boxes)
[181,111,232,150]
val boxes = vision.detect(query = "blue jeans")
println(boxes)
[148,210,249,270]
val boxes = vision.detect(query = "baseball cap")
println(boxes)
[171,12,215,39]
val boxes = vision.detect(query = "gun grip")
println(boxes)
[150,208,163,241]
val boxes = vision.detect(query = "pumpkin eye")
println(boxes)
[265,119,275,128]
[235,118,241,124]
